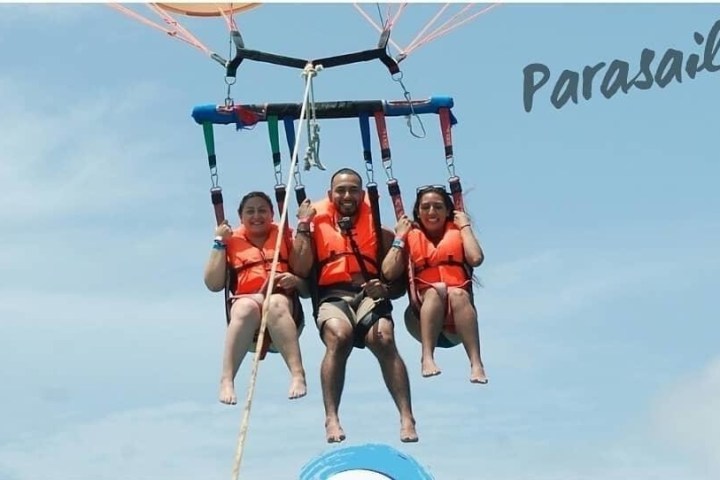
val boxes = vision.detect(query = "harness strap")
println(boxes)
[448,175,465,213]
[439,107,453,162]
[366,184,384,278]
[413,256,467,275]
[232,256,289,271]
[345,231,374,283]
[316,250,378,273]
[201,122,226,225]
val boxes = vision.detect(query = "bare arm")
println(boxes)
[381,240,406,282]
[380,227,407,299]
[203,248,227,292]
[455,212,484,267]
[381,214,413,282]
[289,199,316,278]
[294,276,311,298]
[203,222,232,292]
[290,230,314,278]
[288,232,310,298]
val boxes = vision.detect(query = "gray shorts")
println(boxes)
[314,288,393,348]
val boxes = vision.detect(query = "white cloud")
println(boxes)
[479,246,716,326]
[0,401,315,480]
[0,4,90,27]
[0,73,211,305]
[649,356,720,477]
[0,76,194,225]
[0,397,447,480]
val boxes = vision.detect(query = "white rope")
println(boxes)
[230,62,321,480]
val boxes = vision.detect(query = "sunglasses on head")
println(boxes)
[416,184,447,195]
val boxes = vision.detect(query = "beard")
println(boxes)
[336,200,358,216]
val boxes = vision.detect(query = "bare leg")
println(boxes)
[265,293,306,400]
[320,318,354,443]
[419,289,444,377]
[219,297,261,404]
[449,288,488,384]
[365,318,419,443]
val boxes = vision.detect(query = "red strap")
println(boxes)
[373,111,391,160]
[439,108,453,159]
[211,187,225,225]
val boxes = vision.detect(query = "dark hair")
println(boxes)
[237,191,274,217]
[412,186,456,231]
[330,168,363,188]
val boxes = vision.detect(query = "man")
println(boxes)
[291,167,418,444]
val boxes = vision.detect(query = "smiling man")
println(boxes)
[291,168,418,444]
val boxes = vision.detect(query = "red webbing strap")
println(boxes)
[211,187,225,225]
[448,176,464,212]
[386,179,406,220]
[373,111,405,220]
[371,110,420,311]
[439,107,464,212]
[439,107,453,160]
[373,110,391,162]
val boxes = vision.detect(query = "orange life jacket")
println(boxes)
[311,197,379,287]
[406,223,469,288]
[226,223,290,295]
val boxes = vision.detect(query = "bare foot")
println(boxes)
[470,364,488,384]
[400,417,418,443]
[421,357,441,377]
[325,418,346,443]
[219,378,237,405]
[288,374,307,400]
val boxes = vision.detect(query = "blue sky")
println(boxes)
[1,2,719,479]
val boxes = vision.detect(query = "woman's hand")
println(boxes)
[215,220,233,240]
[454,211,472,230]
[394,214,413,239]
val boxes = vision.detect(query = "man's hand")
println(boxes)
[362,278,389,299]
[296,198,316,222]
[275,272,300,291]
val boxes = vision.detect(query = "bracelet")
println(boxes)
[213,237,226,250]
[391,238,405,249]
[296,221,311,235]
[460,224,471,230]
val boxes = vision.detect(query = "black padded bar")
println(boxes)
[225,29,399,77]
[253,100,386,119]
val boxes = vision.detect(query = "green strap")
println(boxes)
[202,122,217,170]
[268,115,281,168]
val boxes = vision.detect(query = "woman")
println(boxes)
[382,185,488,384]
[204,191,308,404]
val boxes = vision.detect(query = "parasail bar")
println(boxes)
[227,45,400,77]
[191,96,456,126]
